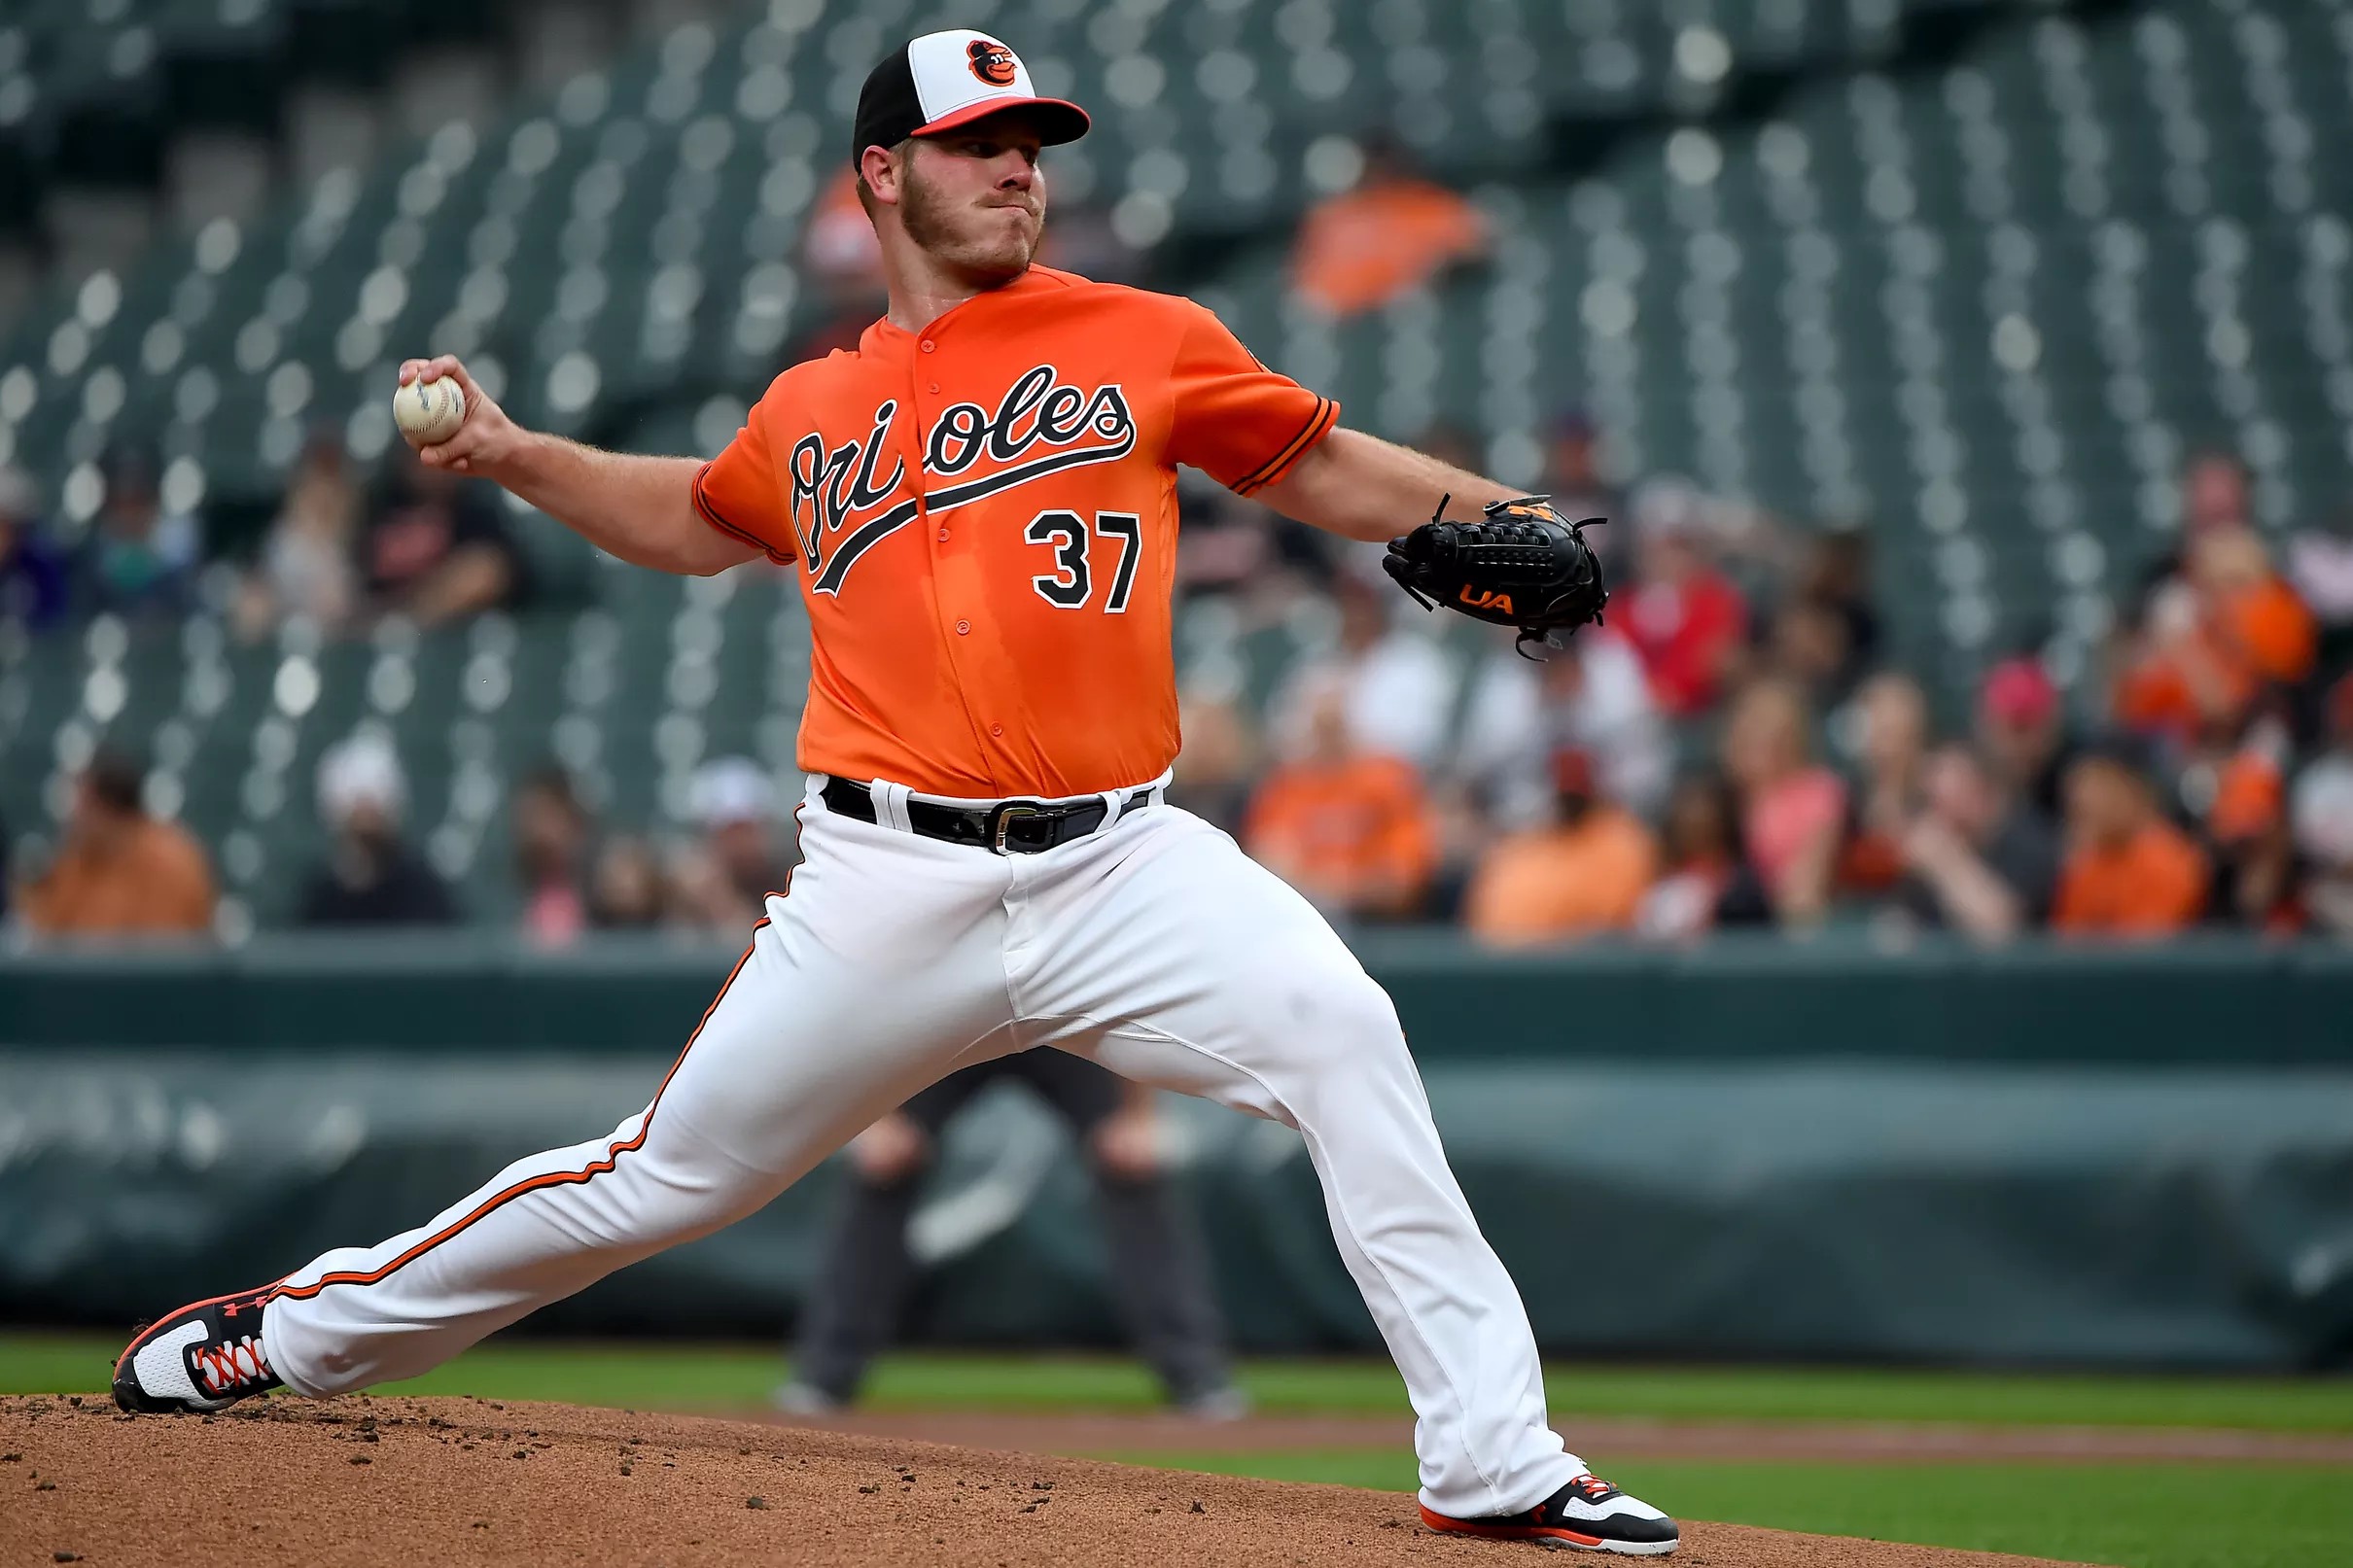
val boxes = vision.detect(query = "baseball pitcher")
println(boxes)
[116,29,1669,1554]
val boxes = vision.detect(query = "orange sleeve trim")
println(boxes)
[1232,397,1338,497]
[692,461,793,565]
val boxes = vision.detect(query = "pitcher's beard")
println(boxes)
[902,171,1040,278]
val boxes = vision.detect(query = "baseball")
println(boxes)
[393,374,467,445]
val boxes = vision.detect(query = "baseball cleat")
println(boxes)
[771,1380,847,1416]
[113,1284,286,1413]
[1421,1473,1679,1555]
[1172,1384,1253,1422]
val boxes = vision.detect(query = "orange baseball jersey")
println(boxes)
[692,264,1337,798]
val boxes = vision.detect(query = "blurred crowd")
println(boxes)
[1163,436,2353,948]
[12,428,2353,950]
[9,141,2353,947]
[0,434,534,642]
[6,732,804,945]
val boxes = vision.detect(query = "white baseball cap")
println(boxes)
[690,756,776,829]
[850,29,1089,167]
[318,731,406,824]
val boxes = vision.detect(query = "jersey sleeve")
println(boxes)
[692,385,794,563]
[1166,302,1338,497]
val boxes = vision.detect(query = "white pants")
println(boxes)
[264,782,1578,1516]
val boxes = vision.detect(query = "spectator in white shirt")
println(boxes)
[1455,625,1671,828]
[2286,511,2353,639]
[1269,568,1458,772]
[2293,674,2353,937]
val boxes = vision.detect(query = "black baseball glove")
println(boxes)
[1381,494,1608,657]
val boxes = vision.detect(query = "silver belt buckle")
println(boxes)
[991,803,1043,854]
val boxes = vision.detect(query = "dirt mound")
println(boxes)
[1,1394,2095,1568]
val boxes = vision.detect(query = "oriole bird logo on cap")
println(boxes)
[966,38,1018,86]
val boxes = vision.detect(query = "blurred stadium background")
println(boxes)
[2,2,2350,1563]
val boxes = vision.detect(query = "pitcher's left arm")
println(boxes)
[1259,425,1612,652]
[1252,428,1519,541]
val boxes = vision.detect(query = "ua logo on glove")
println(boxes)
[1382,493,1610,659]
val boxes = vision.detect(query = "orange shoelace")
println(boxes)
[191,1334,270,1395]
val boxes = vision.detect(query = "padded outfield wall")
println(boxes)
[4,934,2350,1367]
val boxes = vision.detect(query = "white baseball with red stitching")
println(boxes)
[393,375,467,444]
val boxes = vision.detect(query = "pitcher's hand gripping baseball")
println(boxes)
[392,357,527,478]
[1382,495,1608,657]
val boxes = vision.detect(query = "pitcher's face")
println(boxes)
[897,118,1048,280]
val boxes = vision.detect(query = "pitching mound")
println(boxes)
[1,1394,2094,1568]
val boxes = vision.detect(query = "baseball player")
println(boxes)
[115,28,1670,1555]
[779,1053,1245,1419]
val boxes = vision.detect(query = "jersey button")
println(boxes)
[990,724,1003,738]
[955,619,970,635]
[936,526,950,541]
[920,339,935,353]
[928,381,940,394]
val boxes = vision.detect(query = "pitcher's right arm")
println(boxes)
[395,356,759,577]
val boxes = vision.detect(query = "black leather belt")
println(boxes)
[821,777,1156,854]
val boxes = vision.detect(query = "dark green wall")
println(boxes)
[7,932,2353,1063]
[4,1050,2347,1368]
[9,935,2349,1367]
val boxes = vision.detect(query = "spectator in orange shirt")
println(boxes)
[1245,678,1438,922]
[18,750,215,939]
[2053,739,2207,936]
[1464,749,1657,947]
[1289,135,1488,318]
[2118,525,2315,748]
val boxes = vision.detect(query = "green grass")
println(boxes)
[1110,1453,2353,1568]
[1244,1362,2353,1434]
[8,1333,2348,1432]
[12,1334,2347,1567]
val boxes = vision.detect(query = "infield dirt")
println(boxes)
[1,1393,2100,1568]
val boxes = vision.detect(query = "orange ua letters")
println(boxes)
[694,266,1336,798]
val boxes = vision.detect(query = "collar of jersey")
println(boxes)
[861,264,1070,355]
